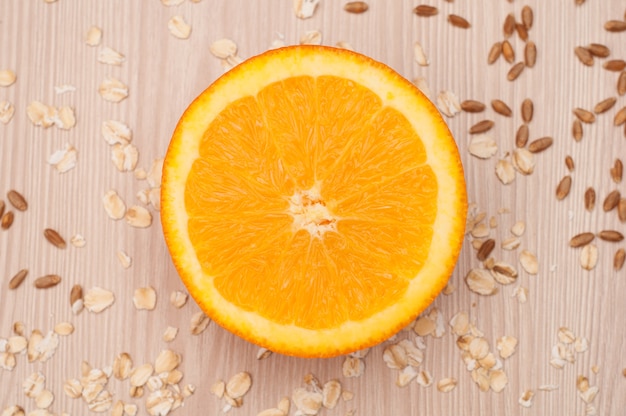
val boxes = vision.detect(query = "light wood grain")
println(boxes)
[1,0,625,415]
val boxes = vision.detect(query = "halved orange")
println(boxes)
[161,45,466,358]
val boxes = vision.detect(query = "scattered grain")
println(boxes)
[619,198,626,222]
[44,228,66,249]
[584,187,596,211]
[210,39,238,59]
[117,250,132,268]
[436,90,461,117]
[598,230,624,242]
[465,268,497,296]
[610,159,623,183]
[413,5,438,16]
[461,100,485,112]
[85,26,102,46]
[603,59,626,72]
[528,136,553,153]
[615,106,626,126]
[168,16,192,39]
[344,1,368,13]
[515,124,529,148]
[8,269,28,290]
[573,108,596,124]
[515,23,529,41]
[555,176,572,200]
[519,390,534,407]
[524,41,537,67]
[488,42,502,64]
[614,248,626,270]
[125,205,152,228]
[574,47,594,66]
[507,62,525,81]
[34,275,61,289]
[342,356,364,377]
[502,40,515,63]
[570,232,595,248]
[468,134,497,159]
[512,148,535,175]
[7,190,27,211]
[0,100,15,124]
[103,190,126,220]
[503,13,515,38]
[1,211,14,229]
[618,71,626,95]
[491,262,518,285]
[98,47,125,66]
[0,69,16,87]
[448,14,471,29]
[603,190,621,211]
[130,364,153,387]
[436,378,457,393]
[572,119,583,141]
[469,120,495,134]
[521,99,533,123]
[477,239,495,261]
[98,77,128,102]
[593,97,617,114]
[521,6,533,29]
[565,156,575,171]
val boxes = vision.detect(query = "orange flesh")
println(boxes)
[185,75,437,330]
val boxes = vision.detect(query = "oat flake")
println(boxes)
[48,144,77,173]
[84,287,115,313]
[98,76,129,102]
[85,26,102,46]
[168,16,192,39]
[0,100,15,124]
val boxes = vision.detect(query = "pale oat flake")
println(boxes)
[55,84,76,94]
[512,148,535,175]
[27,101,57,128]
[437,378,457,392]
[412,77,431,99]
[117,250,132,268]
[85,26,102,46]
[71,233,86,247]
[580,244,598,270]
[170,290,188,308]
[0,100,15,124]
[48,144,77,173]
[23,372,46,398]
[437,91,461,117]
[133,287,157,310]
[103,190,126,220]
[161,0,184,5]
[163,326,179,342]
[102,120,132,145]
[489,370,508,392]
[519,250,538,274]
[53,322,74,336]
[130,363,154,387]
[495,159,515,184]
[396,365,419,387]
[113,352,133,380]
[342,356,364,378]
[98,76,129,102]
[209,39,238,59]
[55,105,76,129]
[519,390,534,407]
[294,0,319,19]
[469,134,498,159]
[190,311,210,335]
[292,387,323,415]
[226,372,252,399]
[414,42,429,66]
[496,336,518,359]
[168,16,192,39]
[147,158,164,187]
[35,389,54,409]
[111,143,139,172]
[465,268,497,295]
[513,286,528,303]
[300,30,322,45]
[84,287,115,313]
[0,69,16,87]
[98,47,125,65]
[125,205,153,228]
[36,331,59,362]
[210,380,225,398]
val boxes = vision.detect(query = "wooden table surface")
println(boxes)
[1,1,625,415]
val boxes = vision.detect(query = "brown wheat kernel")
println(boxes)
[570,232,595,248]
[603,190,621,211]
[44,228,67,249]
[0,200,4,219]
[508,62,525,81]
[618,71,626,95]
[525,41,537,67]
[448,14,471,28]
[492,99,512,116]
[34,275,62,289]
[70,284,83,310]
[556,176,572,200]
[477,239,496,261]
[469,120,495,134]
[575,0,586,4]
[461,100,486,112]
[584,187,596,211]
[488,42,502,64]
[503,13,515,38]
[574,47,594,66]
[594,97,617,114]
[615,106,626,126]
[502,40,515,63]
[614,249,626,270]
[611,159,623,183]
[619,198,626,222]
[604,59,626,72]
[8,269,28,289]
[587,43,610,57]
[528,137,553,153]
[521,99,534,123]
[573,108,596,123]
[604,20,626,32]
[598,230,624,242]
[515,23,529,41]
[7,190,27,211]
[521,6,533,29]
[343,1,368,13]
[572,119,583,141]
[516,124,529,148]
[1,211,14,229]
[565,156,575,171]
[413,5,438,16]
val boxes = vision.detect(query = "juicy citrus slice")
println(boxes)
[161,45,467,357]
